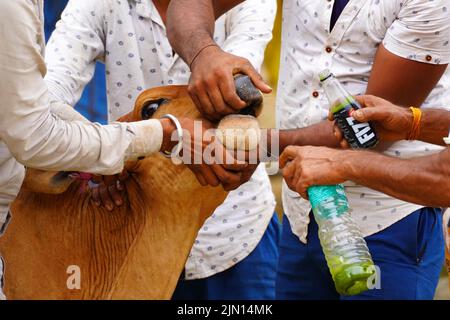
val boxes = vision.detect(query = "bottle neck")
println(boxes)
[322,77,354,114]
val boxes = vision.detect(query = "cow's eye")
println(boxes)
[141,99,168,119]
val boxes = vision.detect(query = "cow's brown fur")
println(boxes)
[0,86,229,299]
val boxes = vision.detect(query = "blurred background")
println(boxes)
[44,0,448,300]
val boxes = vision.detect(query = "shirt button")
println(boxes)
[425,55,432,62]
[325,46,332,53]
[312,91,319,98]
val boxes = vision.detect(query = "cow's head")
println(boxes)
[21,75,263,195]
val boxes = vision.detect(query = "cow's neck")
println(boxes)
[1,156,227,299]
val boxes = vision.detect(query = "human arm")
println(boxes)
[347,95,450,147]
[166,0,245,67]
[44,0,106,108]
[167,0,272,120]
[0,0,245,188]
[279,145,450,208]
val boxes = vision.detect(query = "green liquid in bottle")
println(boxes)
[309,185,376,296]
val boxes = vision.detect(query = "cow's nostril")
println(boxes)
[234,74,263,117]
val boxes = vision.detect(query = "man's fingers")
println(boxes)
[279,146,300,169]
[240,163,258,183]
[282,161,296,188]
[91,187,101,207]
[189,90,207,119]
[352,107,387,123]
[190,85,219,121]
[99,184,114,211]
[108,184,123,207]
[194,171,208,186]
[218,74,246,110]
[206,84,236,115]
[333,123,349,148]
[328,109,335,121]
[198,165,221,187]
[222,161,248,171]
[354,94,388,110]
[296,180,309,200]
[211,164,242,186]
[238,63,272,94]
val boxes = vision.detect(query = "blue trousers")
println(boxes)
[276,207,444,300]
[172,213,281,300]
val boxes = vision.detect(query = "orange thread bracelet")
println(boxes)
[407,107,422,141]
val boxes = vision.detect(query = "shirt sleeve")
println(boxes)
[44,0,106,107]
[383,0,450,65]
[221,0,277,71]
[0,0,163,175]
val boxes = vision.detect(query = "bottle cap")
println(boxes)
[319,69,333,82]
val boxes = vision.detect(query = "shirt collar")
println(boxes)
[132,0,165,28]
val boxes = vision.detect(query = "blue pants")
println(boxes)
[276,207,444,300]
[172,213,281,300]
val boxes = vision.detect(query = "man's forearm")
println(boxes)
[341,148,450,207]
[273,120,340,154]
[167,0,244,65]
[419,108,450,146]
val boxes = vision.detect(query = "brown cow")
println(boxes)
[0,77,263,300]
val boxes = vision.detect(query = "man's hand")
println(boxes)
[161,117,255,191]
[329,95,413,148]
[91,171,129,211]
[279,146,349,199]
[189,46,272,121]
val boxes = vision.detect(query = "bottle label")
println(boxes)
[333,98,378,149]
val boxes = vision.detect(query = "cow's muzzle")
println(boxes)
[234,74,263,117]
[216,75,264,152]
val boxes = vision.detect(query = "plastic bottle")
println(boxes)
[319,69,378,149]
[308,185,376,295]
[305,70,379,295]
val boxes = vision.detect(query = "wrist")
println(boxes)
[337,150,359,182]
[406,107,422,141]
[190,44,221,71]
[159,118,178,153]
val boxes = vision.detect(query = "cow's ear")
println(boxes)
[21,169,75,194]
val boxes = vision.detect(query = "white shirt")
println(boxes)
[277,0,450,243]
[45,0,277,279]
[0,0,165,230]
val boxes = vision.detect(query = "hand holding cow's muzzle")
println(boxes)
[90,171,129,212]
[159,115,254,191]
[188,46,271,121]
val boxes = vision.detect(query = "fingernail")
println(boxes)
[354,110,362,118]
[115,200,122,206]
[107,204,113,211]
[94,202,100,207]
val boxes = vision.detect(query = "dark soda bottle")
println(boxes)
[319,70,378,149]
